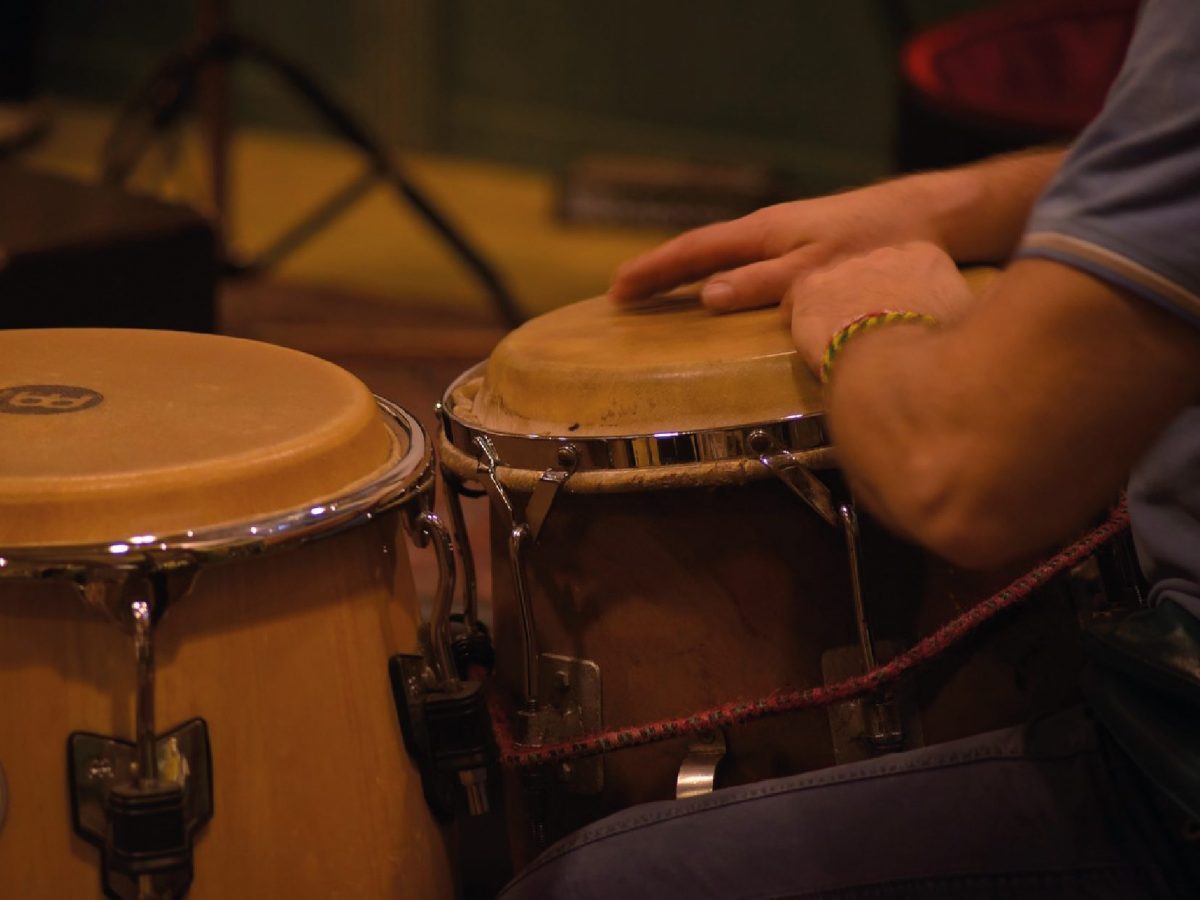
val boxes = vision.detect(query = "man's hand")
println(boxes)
[608,149,1064,312]
[785,242,979,375]
[609,178,944,312]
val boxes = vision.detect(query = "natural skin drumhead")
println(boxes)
[467,294,822,437]
[0,329,400,546]
[466,268,1000,438]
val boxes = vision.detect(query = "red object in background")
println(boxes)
[902,0,1140,136]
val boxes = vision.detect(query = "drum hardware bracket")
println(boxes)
[520,653,604,794]
[68,718,213,900]
[389,652,497,820]
[829,503,913,759]
[749,429,838,527]
[67,577,213,899]
[821,642,922,764]
[74,567,200,635]
[395,497,497,821]
[472,435,579,727]
[443,470,482,632]
[473,435,578,542]
[524,444,579,539]
[675,730,726,799]
[450,615,497,676]
[841,504,879,675]
[401,507,459,688]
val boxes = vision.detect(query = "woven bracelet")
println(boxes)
[819,310,940,384]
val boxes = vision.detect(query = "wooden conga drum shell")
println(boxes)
[443,276,1088,856]
[0,329,454,898]
[487,487,1087,850]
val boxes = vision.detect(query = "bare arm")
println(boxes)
[804,255,1200,568]
[610,148,1066,311]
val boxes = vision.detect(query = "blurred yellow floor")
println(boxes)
[22,101,672,321]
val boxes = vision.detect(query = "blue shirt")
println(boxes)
[1017,0,1200,816]
[1020,0,1200,616]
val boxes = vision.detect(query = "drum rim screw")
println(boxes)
[556,444,579,470]
[748,429,772,454]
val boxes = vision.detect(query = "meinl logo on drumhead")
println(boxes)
[0,384,104,415]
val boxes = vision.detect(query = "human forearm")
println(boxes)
[908,147,1066,264]
[825,259,1200,568]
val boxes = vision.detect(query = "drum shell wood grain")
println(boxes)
[0,516,455,899]
[489,478,1087,858]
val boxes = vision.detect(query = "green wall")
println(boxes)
[40,1,992,193]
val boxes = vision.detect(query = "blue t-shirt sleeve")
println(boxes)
[1017,0,1200,327]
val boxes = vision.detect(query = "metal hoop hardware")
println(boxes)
[474,433,577,725]
[821,503,909,759]
[0,397,434,582]
[392,484,499,822]
[750,429,838,527]
[439,365,829,477]
[402,506,459,689]
[442,475,480,632]
[68,575,214,900]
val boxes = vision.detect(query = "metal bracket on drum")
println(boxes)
[389,652,496,821]
[67,582,212,900]
[442,470,481,633]
[675,731,726,799]
[472,434,578,742]
[393,504,498,820]
[69,720,213,900]
[824,504,911,761]
[822,638,922,765]
[749,429,838,527]
[402,507,460,687]
[525,653,603,794]
[749,430,913,759]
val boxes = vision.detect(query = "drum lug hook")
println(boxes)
[749,429,838,527]
[402,506,459,688]
[472,435,578,725]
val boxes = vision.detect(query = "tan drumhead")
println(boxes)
[0,329,399,546]
[460,268,1001,438]
[461,294,822,437]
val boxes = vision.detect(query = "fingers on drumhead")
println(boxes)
[610,218,776,303]
[701,246,828,312]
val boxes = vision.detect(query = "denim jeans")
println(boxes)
[500,707,1199,899]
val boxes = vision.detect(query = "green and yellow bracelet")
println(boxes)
[819,310,940,385]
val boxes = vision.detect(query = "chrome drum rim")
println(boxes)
[0,396,432,578]
[439,363,829,474]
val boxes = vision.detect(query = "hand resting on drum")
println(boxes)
[608,148,1064,312]
[781,241,977,375]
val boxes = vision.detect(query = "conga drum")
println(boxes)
[438,289,1125,861]
[0,330,456,898]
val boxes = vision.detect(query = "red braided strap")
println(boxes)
[492,500,1130,769]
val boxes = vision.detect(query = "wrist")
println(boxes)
[896,167,986,257]
[897,149,1065,262]
[820,310,940,384]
